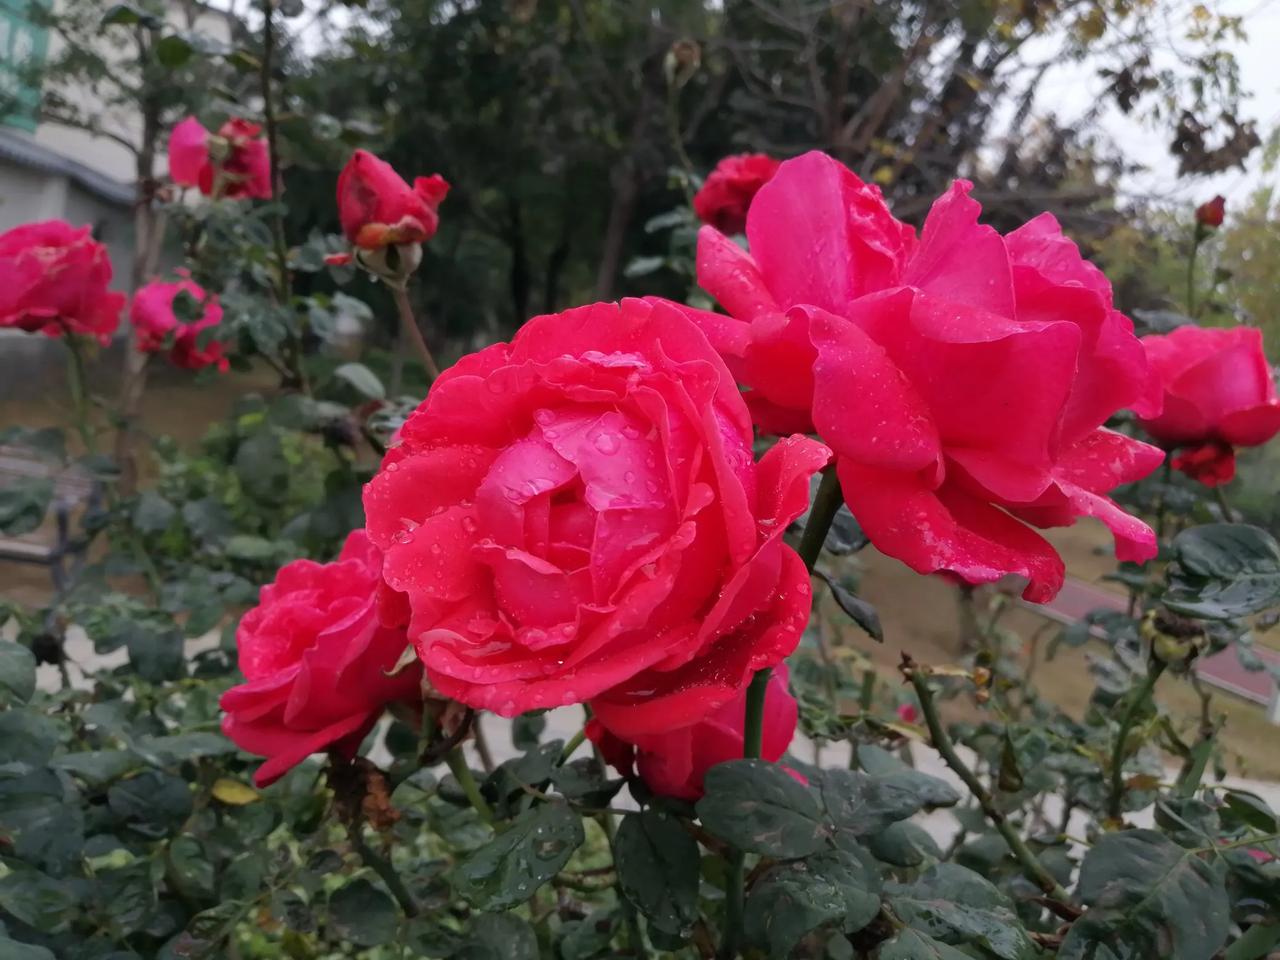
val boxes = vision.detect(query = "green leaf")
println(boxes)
[133,490,177,533]
[108,770,193,839]
[1060,829,1229,960]
[1164,524,1280,620]
[0,768,83,872]
[0,640,36,704]
[615,810,699,935]
[866,821,942,867]
[451,801,584,910]
[819,768,959,838]
[155,33,194,67]
[551,757,624,809]
[0,936,55,960]
[0,710,61,766]
[101,3,158,27]
[821,573,884,642]
[333,361,386,400]
[745,847,881,959]
[1224,923,1280,960]
[623,255,665,277]
[559,907,621,960]
[483,740,562,817]
[51,750,140,786]
[329,878,401,947]
[0,476,53,535]
[454,912,539,960]
[511,712,545,750]
[93,862,157,934]
[0,868,75,932]
[1222,790,1279,834]
[697,759,829,858]
[878,928,975,960]
[887,863,1035,960]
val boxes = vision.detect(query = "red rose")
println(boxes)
[690,151,1165,602]
[337,149,450,250]
[693,153,782,235]
[1195,195,1226,228]
[896,702,919,725]
[586,665,797,800]
[168,116,272,200]
[0,220,125,343]
[131,276,229,372]
[220,530,421,787]
[362,298,829,736]
[1138,325,1280,487]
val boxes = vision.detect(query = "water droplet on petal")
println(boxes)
[593,432,620,455]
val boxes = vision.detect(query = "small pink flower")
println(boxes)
[168,116,272,200]
[896,702,919,725]
[131,278,229,372]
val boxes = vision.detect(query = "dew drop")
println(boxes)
[593,432,620,455]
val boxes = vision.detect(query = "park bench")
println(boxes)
[0,445,100,595]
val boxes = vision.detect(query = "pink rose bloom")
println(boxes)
[337,149,449,250]
[362,298,829,739]
[686,151,1165,602]
[169,116,272,200]
[1138,325,1280,486]
[587,665,798,800]
[896,702,919,725]
[693,153,782,235]
[0,220,124,343]
[220,530,421,787]
[131,277,229,372]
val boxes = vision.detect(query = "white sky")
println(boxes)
[1024,0,1280,207]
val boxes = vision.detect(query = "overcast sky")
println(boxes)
[1026,0,1280,207]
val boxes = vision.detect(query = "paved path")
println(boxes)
[1031,577,1280,707]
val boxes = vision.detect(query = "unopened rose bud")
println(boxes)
[1195,195,1225,228]
[896,702,919,724]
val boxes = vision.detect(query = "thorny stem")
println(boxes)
[1213,484,1236,523]
[391,284,441,382]
[259,0,309,395]
[560,727,588,763]
[722,467,844,958]
[1107,661,1167,820]
[445,747,494,824]
[63,335,97,455]
[348,822,419,917]
[904,656,1073,906]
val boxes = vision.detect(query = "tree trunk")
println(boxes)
[594,167,638,300]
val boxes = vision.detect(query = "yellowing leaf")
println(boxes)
[212,777,260,805]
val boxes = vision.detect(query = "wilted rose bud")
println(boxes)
[664,39,701,88]
[1195,195,1225,228]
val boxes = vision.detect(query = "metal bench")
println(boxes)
[0,446,101,595]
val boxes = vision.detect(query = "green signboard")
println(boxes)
[0,0,51,132]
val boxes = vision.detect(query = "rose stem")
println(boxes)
[444,747,493,824]
[720,466,844,959]
[903,655,1073,905]
[1106,660,1166,821]
[391,283,441,382]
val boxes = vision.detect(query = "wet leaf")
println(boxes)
[451,801,584,910]
[615,810,699,935]
[1164,524,1280,620]
[697,759,829,858]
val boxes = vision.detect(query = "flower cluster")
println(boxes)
[169,116,272,200]
[132,275,229,372]
[214,148,1279,801]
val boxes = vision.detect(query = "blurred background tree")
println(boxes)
[275,0,1260,352]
